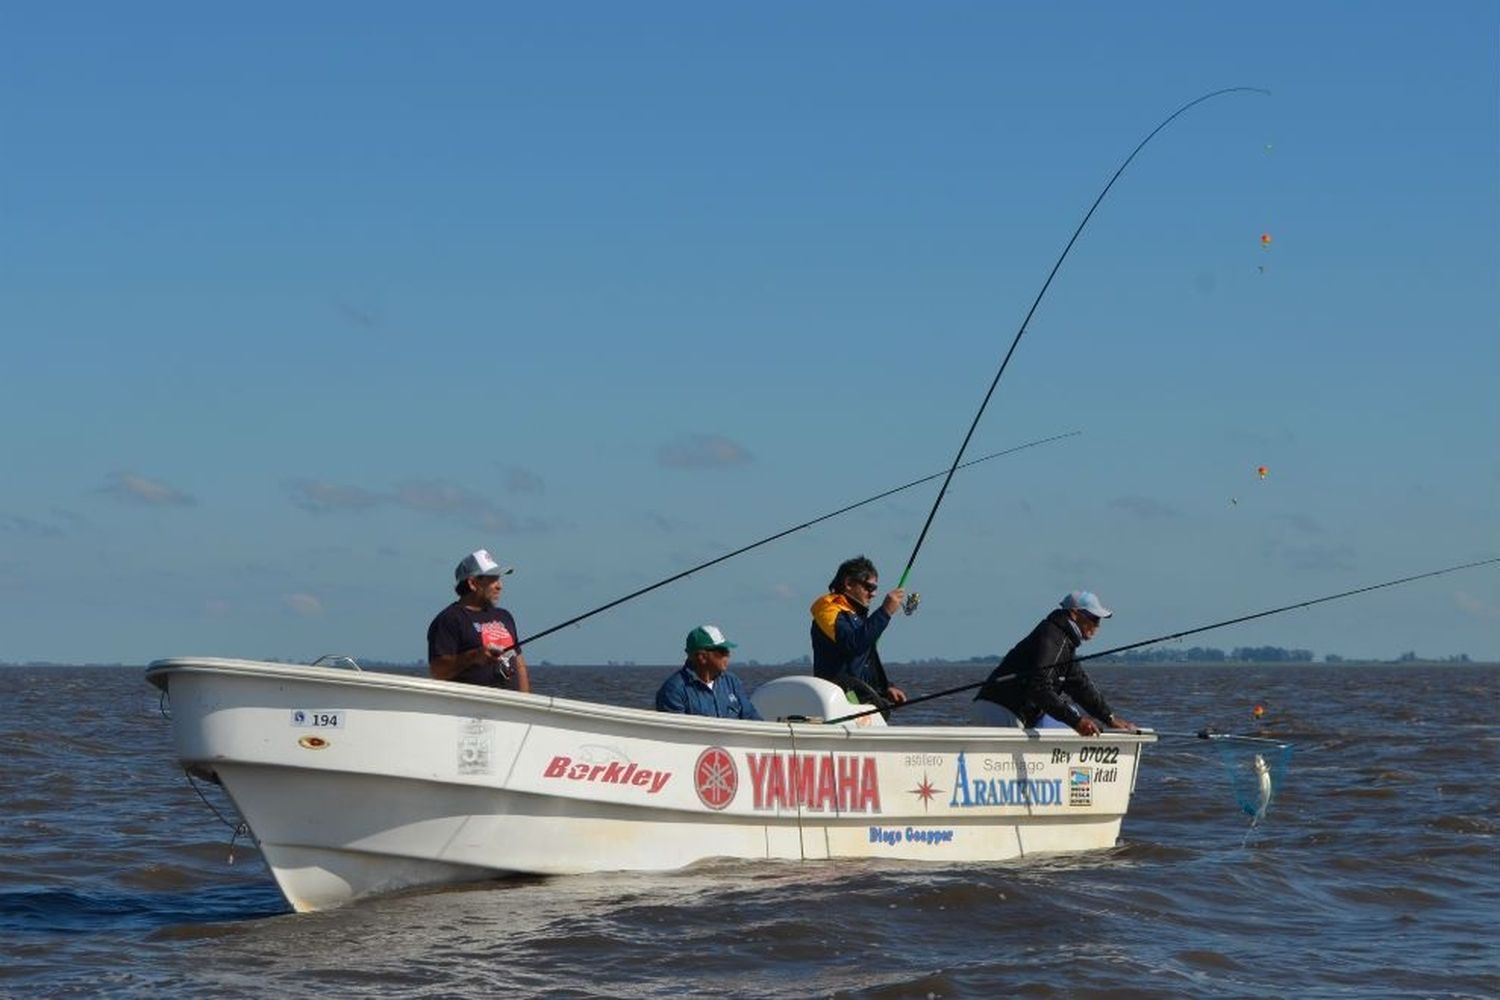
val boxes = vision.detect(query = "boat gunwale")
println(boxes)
[145,656,1158,747]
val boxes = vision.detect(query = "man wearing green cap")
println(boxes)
[654,625,763,720]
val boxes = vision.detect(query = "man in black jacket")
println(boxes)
[972,591,1136,735]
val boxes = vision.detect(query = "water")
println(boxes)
[2,662,1496,998]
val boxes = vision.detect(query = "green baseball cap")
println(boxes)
[685,624,737,653]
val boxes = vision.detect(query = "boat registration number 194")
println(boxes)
[290,709,344,729]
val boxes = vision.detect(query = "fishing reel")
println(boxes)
[488,645,518,681]
[903,592,921,616]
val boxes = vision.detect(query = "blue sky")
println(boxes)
[2,3,1496,666]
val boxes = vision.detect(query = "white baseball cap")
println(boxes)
[455,549,514,581]
[1060,590,1112,618]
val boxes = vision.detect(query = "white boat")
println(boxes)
[146,656,1156,913]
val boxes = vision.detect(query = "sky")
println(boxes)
[1,3,1496,667]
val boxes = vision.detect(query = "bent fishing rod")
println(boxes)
[513,431,1079,649]
[893,87,1270,597]
[825,556,1500,725]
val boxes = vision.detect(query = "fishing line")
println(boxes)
[513,431,1080,649]
[824,556,1500,724]
[892,87,1271,594]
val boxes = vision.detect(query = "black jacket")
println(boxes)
[974,609,1115,728]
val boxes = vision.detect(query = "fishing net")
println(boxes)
[1209,738,1294,824]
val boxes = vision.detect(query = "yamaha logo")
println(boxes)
[693,746,737,810]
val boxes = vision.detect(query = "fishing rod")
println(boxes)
[1152,730,1289,747]
[892,87,1270,597]
[825,556,1500,724]
[513,431,1080,649]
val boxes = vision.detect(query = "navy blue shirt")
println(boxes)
[654,663,763,720]
[426,601,521,687]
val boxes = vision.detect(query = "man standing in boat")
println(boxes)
[971,591,1135,735]
[655,625,762,720]
[810,555,907,710]
[427,549,531,692]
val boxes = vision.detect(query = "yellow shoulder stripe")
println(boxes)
[810,593,852,642]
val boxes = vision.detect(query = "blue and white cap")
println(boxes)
[1061,591,1112,619]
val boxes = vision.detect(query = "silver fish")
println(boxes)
[1251,753,1273,825]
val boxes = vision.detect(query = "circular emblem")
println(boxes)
[693,746,737,810]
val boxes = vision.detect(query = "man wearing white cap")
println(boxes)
[427,549,531,692]
[970,591,1136,736]
[654,625,762,720]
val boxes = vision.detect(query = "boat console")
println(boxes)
[750,675,888,727]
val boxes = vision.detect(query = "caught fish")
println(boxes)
[1250,753,1273,825]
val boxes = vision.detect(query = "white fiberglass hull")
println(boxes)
[147,658,1154,912]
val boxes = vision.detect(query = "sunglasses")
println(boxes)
[852,578,880,592]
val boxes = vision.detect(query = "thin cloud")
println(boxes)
[2,515,64,538]
[285,476,540,533]
[289,479,384,513]
[1109,496,1183,522]
[665,548,711,568]
[392,479,518,532]
[1273,512,1325,535]
[505,466,545,494]
[1454,590,1499,621]
[335,301,380,329]
[282,593,324,616]
[1267,541,1357,572]
[232,561,285,580]
[657,434,753,469]
[555,570,597,590]
[1048,554,1104,577]
[1222,426,1297,450]
[644,510,688,531]
[101,472,195,506]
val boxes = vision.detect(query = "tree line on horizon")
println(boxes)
[0,647,1483,668]
[796,646,1479,667]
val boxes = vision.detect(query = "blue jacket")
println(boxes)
[655,664,763,720]
[810,592,895,700]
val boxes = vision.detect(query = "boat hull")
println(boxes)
[148,658,1154,912]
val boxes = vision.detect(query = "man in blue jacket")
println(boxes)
[810,555,908,710]
[655,625,763,720]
